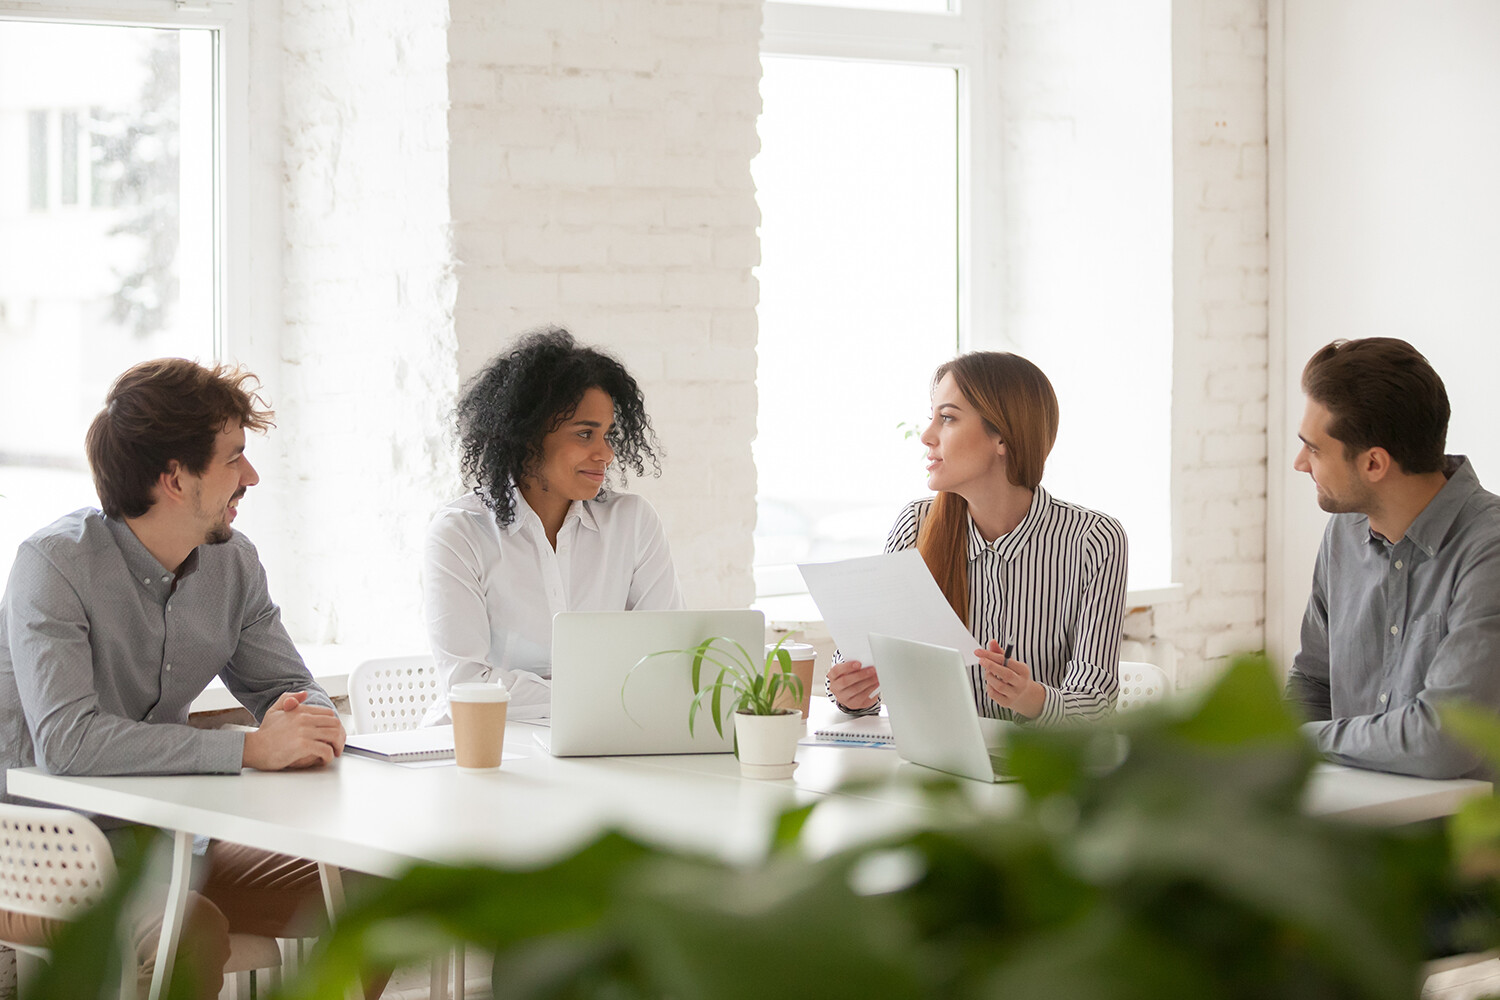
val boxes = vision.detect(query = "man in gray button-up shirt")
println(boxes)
[1286,338,1500,780]
[0,359,380,999]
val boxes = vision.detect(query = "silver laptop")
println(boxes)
[542,609,765,756]
[869,632,1012,783]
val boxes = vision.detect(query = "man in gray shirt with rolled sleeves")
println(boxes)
[0,359,384,1000]
[1286,337,1500,780]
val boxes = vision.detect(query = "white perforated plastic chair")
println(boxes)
[1117,661,1170,712]
[346,654,465,998]
[0,803,280,1000]
[347,655,442,734]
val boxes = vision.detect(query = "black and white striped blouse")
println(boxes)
[844,487,1128,725]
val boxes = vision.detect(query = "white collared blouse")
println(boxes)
[421,488,683,723]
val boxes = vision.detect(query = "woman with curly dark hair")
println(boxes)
[421,328,683,723]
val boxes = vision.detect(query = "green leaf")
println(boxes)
[1168,653,1301,747]
[1441,702,1500,772]
[710,676,725,734]
[771,803,817,853]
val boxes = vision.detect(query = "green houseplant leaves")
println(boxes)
[628,634,805,739]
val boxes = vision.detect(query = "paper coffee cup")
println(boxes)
[449,682,510,771]
[768,642,818,719]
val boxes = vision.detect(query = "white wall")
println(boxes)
[1268,0,1500,671]
[250,0,458,646]
[992,0,1175,592]
[1152,0,1270,685]
[254,0,1273,679]
[445,0,763,611]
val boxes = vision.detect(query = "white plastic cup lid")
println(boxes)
[767,642,817,661]
[450,682,511,703]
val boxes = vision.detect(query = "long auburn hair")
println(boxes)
[915,352,1059,626]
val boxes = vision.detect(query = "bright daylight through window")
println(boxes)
[0,19,216,583]
[752,55,959,595]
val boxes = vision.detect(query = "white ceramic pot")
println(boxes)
[733,709,803,779]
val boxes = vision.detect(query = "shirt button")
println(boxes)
[142,577,151,585]
[1394,560,1404,570]
[1379,693,1388,704]
[1389,625,1399,636]
[160,575,170,583]
[165,663,172,672]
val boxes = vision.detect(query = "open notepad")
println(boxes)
[344,725,455,763]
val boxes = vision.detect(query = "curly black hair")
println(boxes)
[457,327,663,528]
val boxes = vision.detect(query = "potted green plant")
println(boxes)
[631,634,806,779]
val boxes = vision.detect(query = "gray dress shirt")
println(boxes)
[0,509,333,803]
[1286,456,1500,779]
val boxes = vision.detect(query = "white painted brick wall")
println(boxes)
[254,0,1264,675]
[446,0,763,610]
[1158,0,1270,686]
[271,0,458,646]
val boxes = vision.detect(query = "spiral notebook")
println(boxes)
[810,715,895,745]
[344,725,455,762]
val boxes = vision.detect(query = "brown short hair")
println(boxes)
[84,359,274,518]
[1301,338,1448,475]
[917,352,1060,624]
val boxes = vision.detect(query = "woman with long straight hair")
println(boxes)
[827,352,1128,724]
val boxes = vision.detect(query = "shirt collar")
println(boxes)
[1394,454,1480,558]
[505,486,600,536]
[103,513,199,596]
[966,486,1050,562]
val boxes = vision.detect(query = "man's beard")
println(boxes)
[1314,479,1375,516]
[201,489,245,546]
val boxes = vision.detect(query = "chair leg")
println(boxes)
[430,950,450,1000]
[453,944,465,999]
[15,949,45,998]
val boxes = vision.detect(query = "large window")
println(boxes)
[753,56,959,588]
[0,11,223,582]
[753,2,991,595]
[754,2,1175,595]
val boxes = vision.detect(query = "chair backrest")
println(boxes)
[1117,661,1170,712]
[347,655,441,734]
[0,804,116,922]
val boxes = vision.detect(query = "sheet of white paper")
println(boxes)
[799,550,982,666]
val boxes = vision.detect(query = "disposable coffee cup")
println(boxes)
[768,642,818,719]
[449,682,510,771]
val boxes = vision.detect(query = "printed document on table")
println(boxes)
[798,550,982,667]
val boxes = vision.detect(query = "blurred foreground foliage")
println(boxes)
[49,656,1500,999]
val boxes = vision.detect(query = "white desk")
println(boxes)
[11,726,1487,871]
[1303,762,1490,825]
[8,736,825,877]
